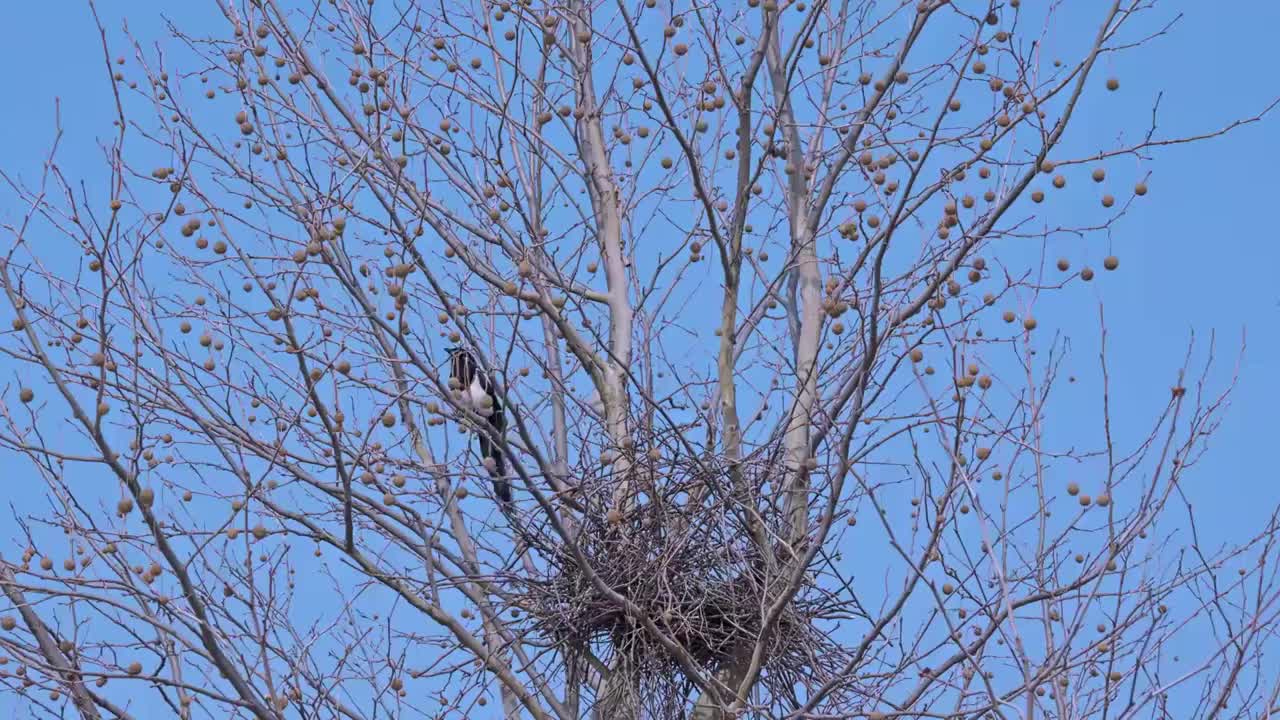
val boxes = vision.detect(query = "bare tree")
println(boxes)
[2,0,1278,717]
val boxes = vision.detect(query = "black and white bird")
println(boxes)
[447,347,511,503]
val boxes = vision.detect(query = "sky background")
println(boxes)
[6,0,1271,527]
[1,0,1279,717]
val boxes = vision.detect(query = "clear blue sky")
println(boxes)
[2,1,1279,716]
[7,1,1268,523]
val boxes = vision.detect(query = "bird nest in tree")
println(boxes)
[512,452,848,711]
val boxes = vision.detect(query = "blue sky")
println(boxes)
[2,0,1279,717]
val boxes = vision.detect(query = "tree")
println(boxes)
[1,0,1278,717]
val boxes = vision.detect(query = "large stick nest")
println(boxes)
[512,451,849,709]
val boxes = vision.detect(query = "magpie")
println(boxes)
[447,347,511,503]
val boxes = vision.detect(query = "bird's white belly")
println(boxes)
[467,379,490,409]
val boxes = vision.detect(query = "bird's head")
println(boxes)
[445,346,474,380]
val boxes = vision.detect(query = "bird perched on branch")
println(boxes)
[447,347,511,503]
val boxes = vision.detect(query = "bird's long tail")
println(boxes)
[487,446,510,503]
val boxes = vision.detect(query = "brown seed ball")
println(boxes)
[1022,316,1037,331]
[1056,258,1070,271]
[1134,182,1148,196]
[1106,77,1119,91]
[19,388,33,403]
[976,447,991,460]
[1052,175,1066,189]
[1067,482,1080,496]
[1080,267,1095,281]
[1002,311,1015,323]
[138,488,155,507]
[127,662,142,675]
[1101,194,1115,208]
[1096,494,1111,507]
[1030,190,1044,203]
[0,615,15,631]
[381,412,396,427]
[1091,167,1106,182]
[910,348,924,363]
[1103,256,1119,271]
